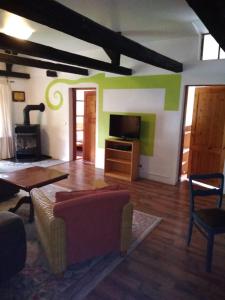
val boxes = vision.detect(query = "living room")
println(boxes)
[0,0,225,299]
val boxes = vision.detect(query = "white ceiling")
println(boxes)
[0,0,208,56]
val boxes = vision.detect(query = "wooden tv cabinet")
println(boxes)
[104,139,140,181]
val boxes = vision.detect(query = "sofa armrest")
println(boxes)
[120,202,133,252]
[30,188,67,274]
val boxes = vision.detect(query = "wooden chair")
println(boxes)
[187,173,225,272]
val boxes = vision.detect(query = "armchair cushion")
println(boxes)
[55,184,120,203]
[53,189,130,264]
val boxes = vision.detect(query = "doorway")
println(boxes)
[71,88,96,163]
[179,85,225,181]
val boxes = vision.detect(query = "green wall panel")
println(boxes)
[101,112,156,156]
[45,73,181,156]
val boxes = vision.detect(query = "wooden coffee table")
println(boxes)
[0,166,68,222]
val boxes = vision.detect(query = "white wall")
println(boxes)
[9,68,75,159]
[0,63,29,126]
[15,68,98,160]
[8,34,225,184]
[102,89,181,184]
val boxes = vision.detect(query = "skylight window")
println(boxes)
[0,13,34,40]
[219,48,225,59]
[201,34,225,60]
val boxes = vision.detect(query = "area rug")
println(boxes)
[0,159,64,173]
[0,190,162,300]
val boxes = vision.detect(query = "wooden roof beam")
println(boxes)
[0,70,30,78]
[0,52,89,76]
[0,33,132,76]
[0,0,183,72]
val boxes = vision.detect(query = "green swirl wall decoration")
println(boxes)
[45,74,104,110]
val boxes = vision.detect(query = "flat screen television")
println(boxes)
[109,114,141,139]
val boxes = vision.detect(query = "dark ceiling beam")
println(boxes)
[186,0,225,52]
[0,70,30,78]
[5,62,12,72]
[0,52,89,76]
[4,50,13,72]
[0,0,183,72]
[104,48,121,66]
[103,32,121,65]
[0,33,132,76]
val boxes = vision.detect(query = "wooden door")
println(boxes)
[188,87,225,175]
[181,125,191,175]
[83,91,96,163]
[71,88,77,160]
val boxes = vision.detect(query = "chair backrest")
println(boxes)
[189,173,224,212]
[53,189,130,264]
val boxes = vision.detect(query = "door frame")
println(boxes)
[83,90,96,163]
[178,84,225,181]
[70,87,97,161]
[178,85,189,180]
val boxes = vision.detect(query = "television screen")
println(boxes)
[109,114,141,139]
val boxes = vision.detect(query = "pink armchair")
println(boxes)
[31,187,133,274]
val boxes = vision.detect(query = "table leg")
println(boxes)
[9,195,34,222]
[29,199,34,223]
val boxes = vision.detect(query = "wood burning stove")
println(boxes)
[14,103,45,162]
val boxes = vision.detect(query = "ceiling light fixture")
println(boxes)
[1,13,34,40]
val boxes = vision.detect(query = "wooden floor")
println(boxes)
[52,160,225,300]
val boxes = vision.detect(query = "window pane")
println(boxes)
[76,101,84,115]
[76,90,84,100]
[76,131,83,142]
[76,116,83,130]
[202,34,219,60]
[219,48,225,59]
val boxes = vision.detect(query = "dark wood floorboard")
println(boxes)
[50,160,225,300]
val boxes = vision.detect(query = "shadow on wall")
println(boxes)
[41,128,49,157]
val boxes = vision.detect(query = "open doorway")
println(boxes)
[179,85,225,182]
[180,86,195,180]
[71,88,96,163]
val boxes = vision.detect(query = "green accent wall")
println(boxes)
[102,112,156,156]
[45,73,181,156]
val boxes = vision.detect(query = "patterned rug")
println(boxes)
[0,159,64,173]
[0,189,162,300]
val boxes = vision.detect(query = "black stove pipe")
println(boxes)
[23,103,45,125]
